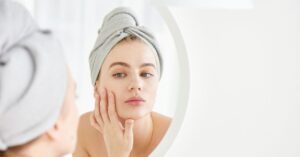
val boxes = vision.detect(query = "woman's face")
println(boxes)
[96,39,159,120]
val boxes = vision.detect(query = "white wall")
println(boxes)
[165,0,300,156]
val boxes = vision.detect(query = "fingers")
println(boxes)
[100,88,110,124]
[96,88,125,131]
[107,91,119,124]
[124,119,134,140]
[92,88,124,135]
[94,94,103,128]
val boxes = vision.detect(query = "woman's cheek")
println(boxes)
[113,90,122,106]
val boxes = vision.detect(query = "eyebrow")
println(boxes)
[109,62,130,68]
[109,62,156,69]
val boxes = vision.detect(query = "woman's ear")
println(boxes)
[93,87,98,98]
[45,121,61,141]
[94,82,100,98]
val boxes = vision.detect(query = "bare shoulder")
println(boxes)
[77,111,97,139]
[151,111,172,129]
[79,112,92,129]
[78,111,104,143]
[150,112,172,147]
[73,112,92,157]
[74,111,106,157]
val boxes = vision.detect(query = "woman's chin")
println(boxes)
[119,111,150,120]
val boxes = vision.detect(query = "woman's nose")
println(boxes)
[128,76,142,91]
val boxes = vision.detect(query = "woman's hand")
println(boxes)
[90,88,134,157]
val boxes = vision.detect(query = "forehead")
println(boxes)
[103,40,157,67]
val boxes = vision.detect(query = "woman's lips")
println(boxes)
[125,97,145,106]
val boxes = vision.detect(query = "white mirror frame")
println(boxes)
[149,1,190,156]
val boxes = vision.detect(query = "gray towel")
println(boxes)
[0,0,67,150]
[89,7,163,85]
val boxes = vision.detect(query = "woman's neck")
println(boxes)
[122,113,154,156]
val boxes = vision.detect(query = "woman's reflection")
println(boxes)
[73,7,171,157]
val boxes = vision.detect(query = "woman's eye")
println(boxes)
[112,73,126,78]
[141,72,154,78]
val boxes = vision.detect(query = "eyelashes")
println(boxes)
[112,72,154,79]
[112,73,126,78]
[140,73,154,78]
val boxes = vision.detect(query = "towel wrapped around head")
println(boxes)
[0,0,67,150]
[89,7,163,85]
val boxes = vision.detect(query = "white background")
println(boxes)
[165,0,300,156]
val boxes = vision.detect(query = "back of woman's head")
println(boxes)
[0,0,71,155]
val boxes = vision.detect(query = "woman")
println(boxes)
[0,1,78,157]
[74,7,171,157]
